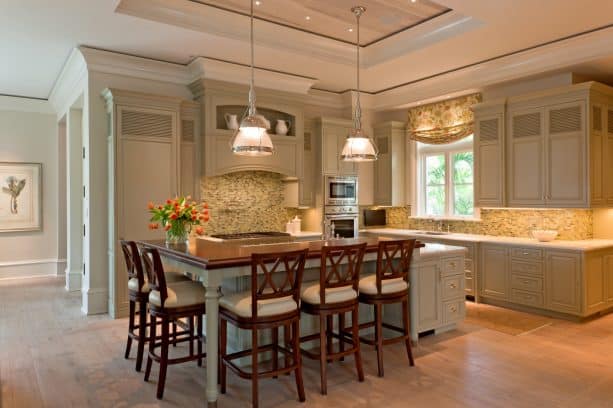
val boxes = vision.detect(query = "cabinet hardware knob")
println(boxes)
[450,283,457,288]
[450,262,456,268]
[523,280,530,284]
[450,306,457,312]
[522,252,529,255]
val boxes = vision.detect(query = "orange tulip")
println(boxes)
[191,215,197,221]
[202,209,209,215]
[203,202,209,209]
[147,202,155,210]
[195,226,204,235]
[166,199,172,205]
[157,205,163,210]
[164,224,171,231]
[170,213,178,220]
[203,214,210,222]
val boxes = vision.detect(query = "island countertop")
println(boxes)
[137,236,439,271]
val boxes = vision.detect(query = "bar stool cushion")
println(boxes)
[128,272,191,293]
[358,275,408,295]
[220,292,298,318]
[149,281,206,309]
[301,281,357,305]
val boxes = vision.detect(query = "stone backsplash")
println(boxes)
[379,207,593,240]
[200,171,304,235]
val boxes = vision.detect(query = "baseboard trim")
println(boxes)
[65,268,83,292]
[82,287,108,315]
[0,258,67,280]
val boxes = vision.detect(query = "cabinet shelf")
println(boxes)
[216,105,296,136]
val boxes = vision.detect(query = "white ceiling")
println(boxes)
[1,0,612,101]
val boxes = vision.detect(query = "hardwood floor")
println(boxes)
[2,276,613,407]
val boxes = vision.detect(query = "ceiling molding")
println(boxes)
[371,25,613,110]
[188,57,317,94]
[48,48,87,118]
[0,94,54,114]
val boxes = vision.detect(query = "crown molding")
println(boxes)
[48,48,87,118]
[371,25,613,110]
[79,46,192,84]
[0,95,54,114]
[188,57,316,95]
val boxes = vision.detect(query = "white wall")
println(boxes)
[0,107,62,279]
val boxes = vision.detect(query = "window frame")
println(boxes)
[417,136,475,219]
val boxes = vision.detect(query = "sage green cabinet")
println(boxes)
[545,251,581,314]
[373,121,406,206]
[480,245,509,300]
[313,117,356,176]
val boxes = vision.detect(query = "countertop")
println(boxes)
[361,228,613,252]
[290,231,322,238]
[137,237,460,270]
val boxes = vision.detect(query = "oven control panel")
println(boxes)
[324,205,358,215]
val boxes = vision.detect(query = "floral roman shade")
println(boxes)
[407,93,482,144]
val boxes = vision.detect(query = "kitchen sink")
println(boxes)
[416,231,450,236]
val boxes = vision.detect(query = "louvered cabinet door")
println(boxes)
[605,106,613,205]
[475,113,504,207]
[545,101,587,207]
[507,108,546,206]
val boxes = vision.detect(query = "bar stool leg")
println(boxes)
[157,317,170,399]
[272,327,279,379]
[188,316,194,357]
[251,327,259,408]
[136,300,147,372]
[339,312,345,361]
[125,299,135,359]
[375,303,384,377]
[284,324,291,372]
[319,314,328,395]
[144,314,156,382]
[293,319,306,402]
[326,315,333,355]
[352,306,364,382]
[402,298,415,366]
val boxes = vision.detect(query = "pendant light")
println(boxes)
[341,6,378,162]
[230,0,273,156]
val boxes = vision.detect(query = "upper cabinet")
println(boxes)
[313,117,356,176]
[505,82,613,208]
[473,100,506,207]
[190,79,305,178]
[373,121,406,206]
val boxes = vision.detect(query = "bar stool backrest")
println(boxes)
[320,242,367,304]
[120,240,145,292]
[375,239,416,294]
[140,247,168,308]
[251,248,309,318]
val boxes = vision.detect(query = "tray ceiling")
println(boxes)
[192,0,450,45]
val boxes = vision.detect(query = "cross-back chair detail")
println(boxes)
[251,249,308,319]
[319,243,367,304]
[120,240,145,290]
[140,247,168,308]
[375,239,416,294]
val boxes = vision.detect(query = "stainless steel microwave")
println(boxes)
[325,175,358,206]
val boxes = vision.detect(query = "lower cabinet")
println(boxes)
[480,245,509,300]
[544,251,581,314]
[409,256,466,342]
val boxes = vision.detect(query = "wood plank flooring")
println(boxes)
[2,276,613,407]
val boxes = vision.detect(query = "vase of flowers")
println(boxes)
[147,196,210,245]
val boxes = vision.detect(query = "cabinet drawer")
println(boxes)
[510,273,543,292]
[442,257,463,276]
[442,275,464,300]
[443,300,465,324]
[510,289,544,307]
[511,247,543,260]
[510,260,543,276]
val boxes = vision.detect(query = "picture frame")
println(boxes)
[0,162,42,232]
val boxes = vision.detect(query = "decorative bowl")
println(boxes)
[532,230,558,242]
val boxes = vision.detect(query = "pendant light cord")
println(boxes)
[248,0,256,116]
[354,8,362,131]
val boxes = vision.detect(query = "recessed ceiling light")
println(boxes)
[305,16,311,20]
[347,28,353,32]
[255,0,261,5]
[411,0,417,3]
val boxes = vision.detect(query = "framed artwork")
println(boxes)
[0,162,42,232]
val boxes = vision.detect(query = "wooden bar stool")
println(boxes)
[300,242,367,395]
[140,247,206,400]
[219,248,308,408]
[120,240,191,372]
[357,239,416,377]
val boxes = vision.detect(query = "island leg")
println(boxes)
[204,280,222,406]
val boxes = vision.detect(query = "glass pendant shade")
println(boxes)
[341,128,378,162]
[231,114,273,156]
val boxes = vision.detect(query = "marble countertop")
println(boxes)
[290,231,322,238]
[360,228,613,252]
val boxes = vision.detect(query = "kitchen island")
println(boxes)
[138,237,466,405]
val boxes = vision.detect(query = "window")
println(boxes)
[418,136,474,218]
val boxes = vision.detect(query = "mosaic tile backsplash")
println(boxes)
[200,171,304,235]
[379,207,593,240]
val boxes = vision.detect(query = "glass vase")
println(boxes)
[165,221,190,245]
